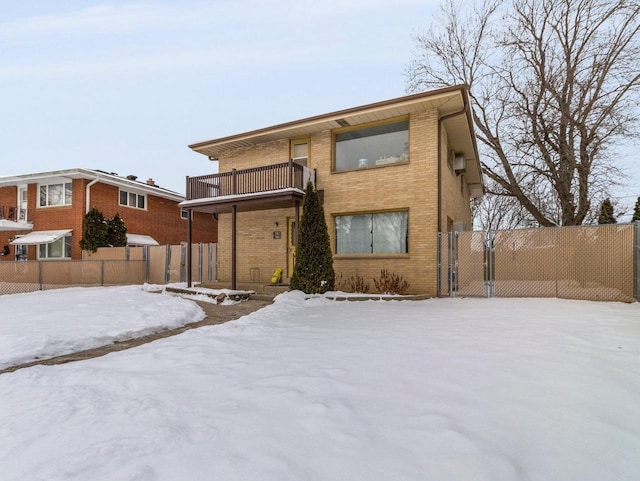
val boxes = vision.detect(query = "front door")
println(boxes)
[288,218,297,278]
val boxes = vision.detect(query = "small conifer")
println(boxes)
[632,196,640,222]
[107,213,127,247]
[79,207,108,252]
[597,198,617,224]
[290,181,335,294]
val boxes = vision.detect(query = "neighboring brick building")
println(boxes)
[0,168,217,261]
[181,85,483,295]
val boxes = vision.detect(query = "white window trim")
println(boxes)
[38,181,73,207]
[119,189,147,210]
[37,235,72,260]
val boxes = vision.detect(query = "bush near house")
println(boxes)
[80,208,108,253]
[80,208,128,253]
[373,269,410,295]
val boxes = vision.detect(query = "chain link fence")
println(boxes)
[438,222,639,302]
[0,243,217,296]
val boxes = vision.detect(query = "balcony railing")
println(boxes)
[186,160,314,201]
[0,205,14,220]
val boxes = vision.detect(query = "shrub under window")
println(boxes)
[334,119,409,171]
[335,211,408,254]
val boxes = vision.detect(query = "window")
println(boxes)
[334,118,409,172]
[119,190,146,209]
[291,139,309,167]
[38,236,72,259]
[335,211,408,254]
[39,182,72,207]
[180,208,192,220]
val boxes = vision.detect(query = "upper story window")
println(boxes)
[119,190,146,210]
[333,118,409,172]
[39,182,72,207]
[335,211,408,254]
[291,139,309,167]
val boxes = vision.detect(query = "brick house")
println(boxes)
[0,168,217,261]
[181,85,483,295]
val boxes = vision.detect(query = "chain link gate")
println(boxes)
[438,223,638,302]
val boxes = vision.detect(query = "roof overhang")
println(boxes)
[189,84,483,190]
[126,233,160,246]
[0,169,184,202]
[0,219,33,231]
[11,229,72,245]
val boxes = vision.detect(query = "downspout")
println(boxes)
[437,96,470,233]
[85,176,100,214]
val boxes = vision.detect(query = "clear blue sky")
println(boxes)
[1,0,637,216]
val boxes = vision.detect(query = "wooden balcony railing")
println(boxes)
[186,160,314,201]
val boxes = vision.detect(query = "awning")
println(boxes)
[126,233,160,246]
[0,219,33,231]
[11,229,72,245]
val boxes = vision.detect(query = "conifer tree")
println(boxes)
[632,197,640,222]
[79,207,108,252]
[107,213,127,247]
[290,181,335,294]
[597,198,617,225]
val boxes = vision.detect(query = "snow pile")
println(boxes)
[0,292,639,480]
[0,285,205,369]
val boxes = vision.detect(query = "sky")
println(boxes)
[0,0,440,192]
[0,0,638,216]
[1,286,639,479]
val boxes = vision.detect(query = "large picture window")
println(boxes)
[38,236,72,259]
[334,118,409,172]
[39,182,72,207]
[119,190,146,209]
[335,211,408,254]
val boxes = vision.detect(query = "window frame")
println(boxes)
[332,116,410,173]
[290,137,310,167]
[119,189,147,210]
[180,208,193,220]
[334,209,409,255]
[37,235,72,260]
[38,181,73,207]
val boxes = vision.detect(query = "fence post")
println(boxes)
[436,233,442,297]
[39,260,43,291]
[448,231,458,297]
[484,230,495,298]
[101,260,105,286]
[635,221,639,301]
[165,245,171,284]
[198,243,203,283]
[180,243,186,283]
[144,245,150,284]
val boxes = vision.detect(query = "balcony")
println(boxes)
[183,160,315,214]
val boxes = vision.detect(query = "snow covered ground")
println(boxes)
[1,289,639,480]
[0,285,205,369]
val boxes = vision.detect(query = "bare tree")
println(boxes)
[407,0,640,226]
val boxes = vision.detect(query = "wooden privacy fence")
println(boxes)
[438,223,639,302]
[0,243,217,296]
